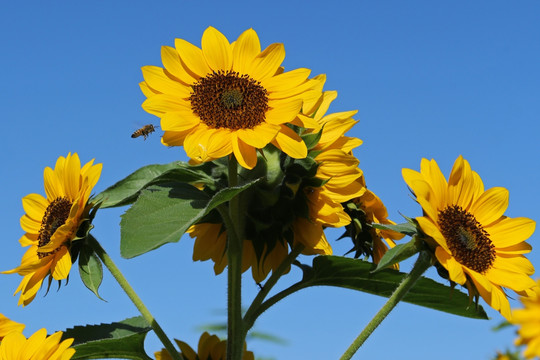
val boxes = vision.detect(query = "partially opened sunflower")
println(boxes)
[140,26,323,169]
[513,281,540,359]
[155,332,254,360]
[4,153,102,306]
[403,155,536,320]
[188,91,365,282]
[0,328,75,360]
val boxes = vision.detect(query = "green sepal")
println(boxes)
[371,221,418,236]
[301,125,324,150]
[120,179,261,259]
[299,255,488,319]
[78,240,105,301]
[62,316,152,360]
[371,235,423,273]
[94,162,215,208]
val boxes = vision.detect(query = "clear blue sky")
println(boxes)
[1,1,539,359]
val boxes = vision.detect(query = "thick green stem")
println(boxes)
[339,251,432,360]
[87,235,181,360]
[243,244,304,334]
[226,156,244,360]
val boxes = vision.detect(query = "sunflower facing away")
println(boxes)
[0,328,75,360]
[402,155,536,320]
[3,153,102,306]
[140,26,323,169]
[155,332,254,360]
[188,91,365,282]
[513,281,540,359]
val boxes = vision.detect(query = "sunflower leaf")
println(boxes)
[372,235,423,273]
[95,162,215,208]
[302,255,488,319]
[78,242,105,301]
[62,316,152,360]
[371,221,418,236]
[120,179,261,258]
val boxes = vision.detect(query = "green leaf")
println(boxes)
[95,162,216,209]
[62,316,152,360]
[78,242,104,301]
[94,163,180,208]
[120,179,261,259]
[304,255,488,319]
[371,221,417,236]
[372,235,423,273]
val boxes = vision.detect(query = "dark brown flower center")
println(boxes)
[37,197,72,258]
[190,70,269,130]
[437,205,495,273]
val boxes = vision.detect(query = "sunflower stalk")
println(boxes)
[86,235,182,360]
[224,156,245,360]
[243,243,305,335]
[339,250,432,360]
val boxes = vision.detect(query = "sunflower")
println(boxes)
[0,328,74,360]
[188,92,364,282]
[140,26,323,169]
[402,155,536,320]
[0,314,25,340]
[154,332,254,360]
[3,153,102,306]
[513,281,540,359]
[344,174,404,267]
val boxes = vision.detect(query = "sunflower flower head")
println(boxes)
[188,91,365,282]
[341,175,404,268]
[140,26,324,169]
[402,155,536,320]
[154,332,254,360]
[3,153,102,306]
[513,281,540,359]
[0,328,75,360]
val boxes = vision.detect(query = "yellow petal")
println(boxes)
[21,194,47,222]
[201,27,233,71]
[161,110,201,132]
[141,66,192,98]
[261,68,311,93]
[139,81,160,97]
[44,166,63,200]
[236,123,279,148]
[232,28,261,74]
[435,246,466,284]
[265,99,303,125]
[416,217,450,252]
[232,135,257,170]
[271,125,307,159]
[489,217,536,248]
[142,94,188,116]
[175,38,211,78]
[249,43,285,81]
[470,187,509,226]
[51,247,72,280]
[486,267,536,291]
[63,153,81,201]
[161,45,197,85]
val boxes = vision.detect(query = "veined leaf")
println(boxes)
[78,242,104,301]
[302,255,488,319]
[62,316,152,360]
[120,179,261,258]
[371,221,417,236]
[95,162,215,208]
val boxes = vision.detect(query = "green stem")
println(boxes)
[87,235,182,360]
[226,156,243,360]
[243,244,304,334]
[339,251,432,360]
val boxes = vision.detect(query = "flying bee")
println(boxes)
[131,124,157,140]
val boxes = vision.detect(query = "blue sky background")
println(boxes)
[1,1,539,359]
